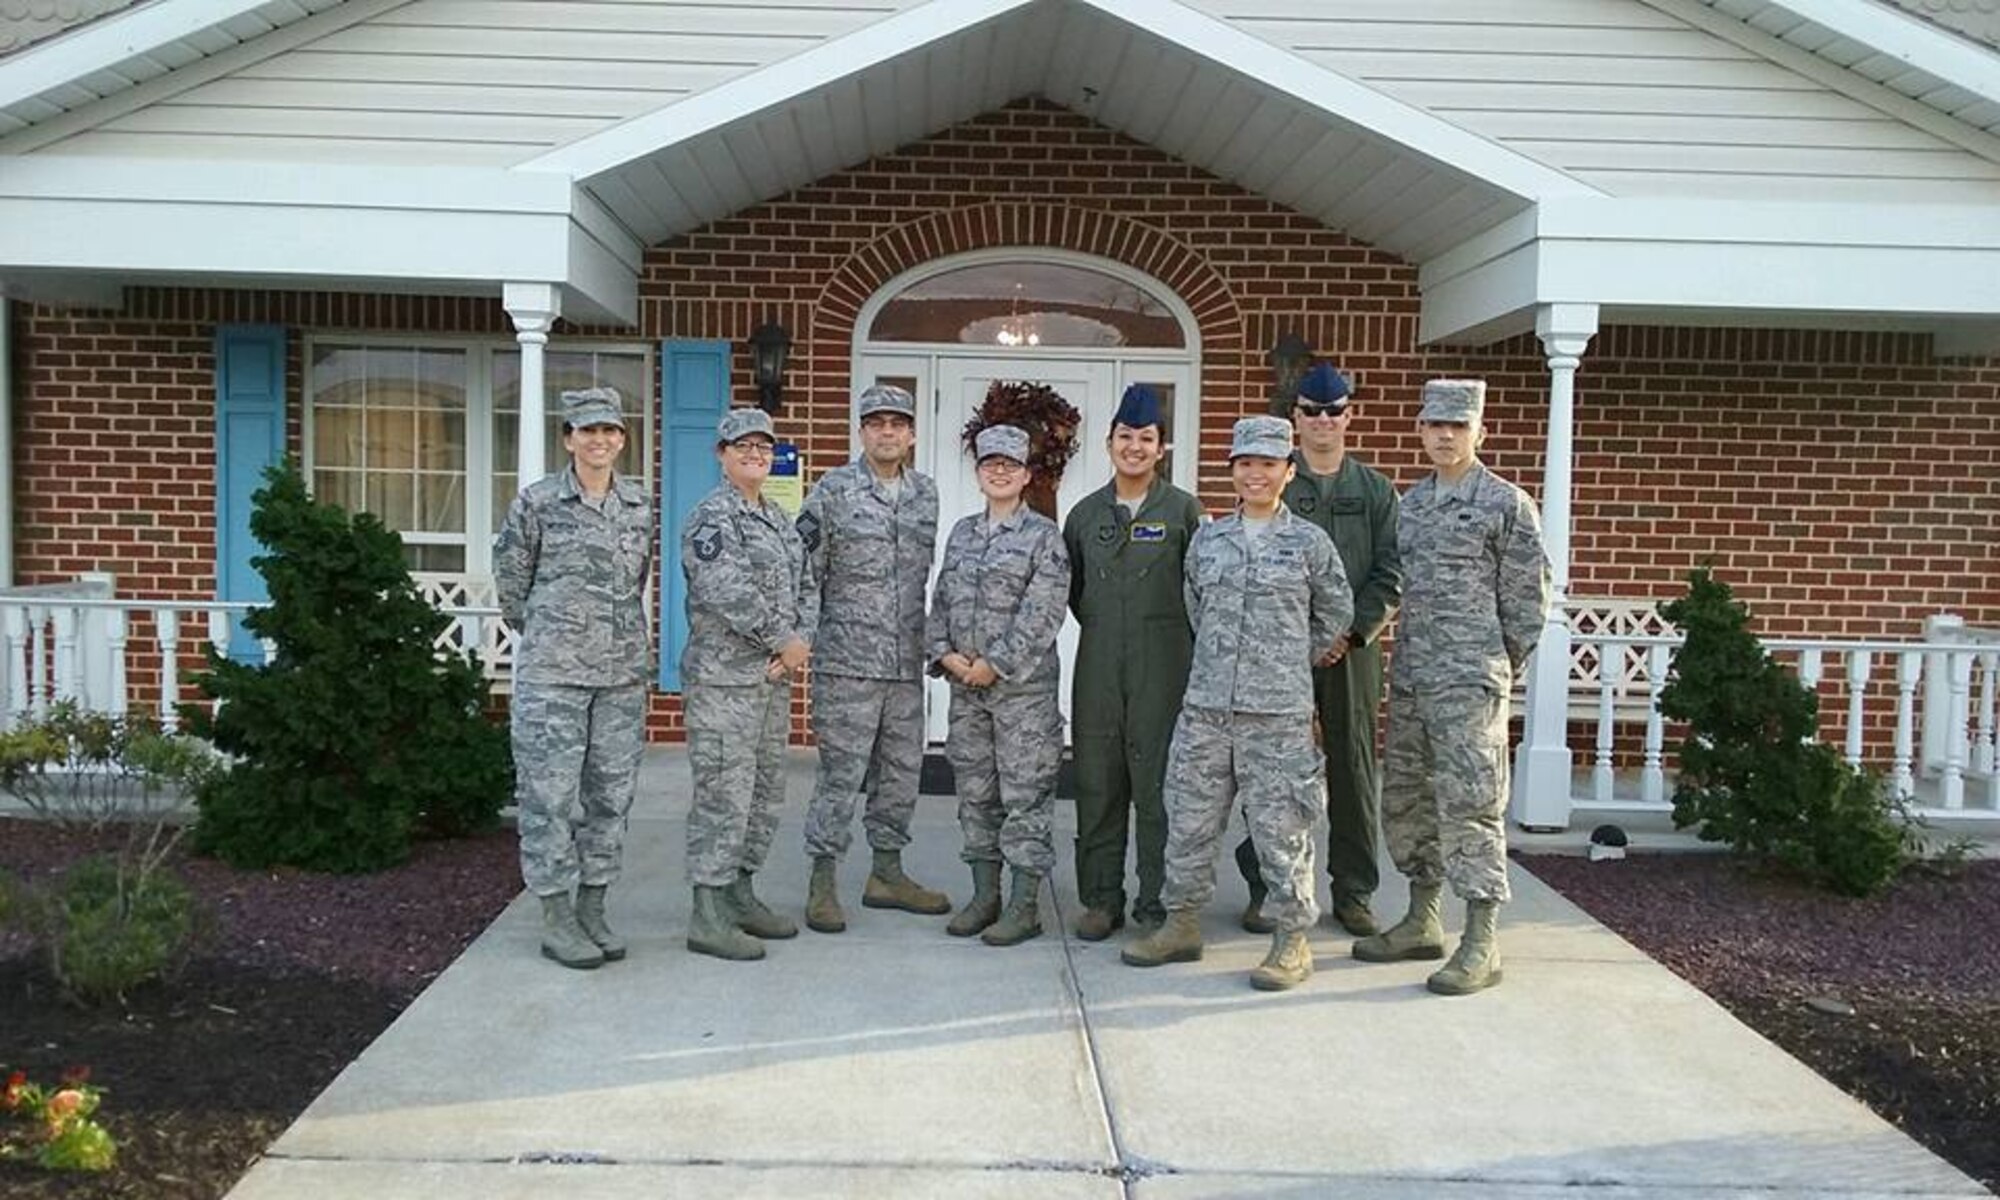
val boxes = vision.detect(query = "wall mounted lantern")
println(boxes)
[1267,330,1312,414]
[749,322,792,413]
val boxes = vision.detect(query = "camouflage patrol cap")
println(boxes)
[717,406,776,444]
[561,387,625,430]
[1228,414,1293,460]
[857,384,917,420]
[1418,379,1486,424]
[974,423,1030,465]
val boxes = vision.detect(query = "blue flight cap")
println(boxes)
[1296,363,1353,411]
[1111,383,1164,432]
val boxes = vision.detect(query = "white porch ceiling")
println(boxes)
[571,0,1536,265]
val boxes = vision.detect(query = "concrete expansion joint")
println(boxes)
[508,1150,620,1165]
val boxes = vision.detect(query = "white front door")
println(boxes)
[925,357,1115,744]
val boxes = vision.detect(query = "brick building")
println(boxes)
[2,0,1997,827]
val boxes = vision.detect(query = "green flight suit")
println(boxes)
[1235,451,1401,902]
[1065,475,1204,924]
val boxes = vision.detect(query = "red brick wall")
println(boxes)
[9,99,1998,751]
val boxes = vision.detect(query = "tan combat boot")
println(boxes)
[1352,882,1446,962]
[727,871,798,940]
[573,883,626,961]
[540,892,606,970]
[805,856,846,934]
[946,861,1002,937]
[686,886,764,961]
[1427,899,1504,995]
[863,848,952,915]
[1249,930,1314,991]
[1121,910,1204,967]
[981,870,1043,946]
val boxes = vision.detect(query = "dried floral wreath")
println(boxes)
[960,379,1081,480]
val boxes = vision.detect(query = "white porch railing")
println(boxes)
[0,585,504,733]
[1550,623,2000,826]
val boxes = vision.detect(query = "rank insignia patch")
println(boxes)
[693,525,723,562]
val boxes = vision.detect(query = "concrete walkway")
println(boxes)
[229,749,1989,1199]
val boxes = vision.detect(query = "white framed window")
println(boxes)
[306,337,653,577]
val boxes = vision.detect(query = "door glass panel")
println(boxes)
[870,262,1184,347]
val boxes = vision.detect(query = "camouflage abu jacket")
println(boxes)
[493,466,654,688]
[1180,505,1351,716]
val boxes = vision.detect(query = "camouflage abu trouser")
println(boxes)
[945,684,1058,874]
[802,673,923,859]
[1380,685,1512,904]
[685,678,792,888]
[512,681,647,896]
[1161,706,1323,933]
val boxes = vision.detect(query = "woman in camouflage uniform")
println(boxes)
[680,407,816,962]
[927,424,1071,948]
[494,387,654,971]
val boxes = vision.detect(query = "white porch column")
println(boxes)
[504,282,562,490]
[1511,301,1598,830]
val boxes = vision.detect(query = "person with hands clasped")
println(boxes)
[1121,415,1352,992]
[680,407,816,962]
[926,424,1072,948]
[494,387,654,971]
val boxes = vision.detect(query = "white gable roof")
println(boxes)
[3,0,2000,342]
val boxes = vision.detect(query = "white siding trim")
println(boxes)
[516,0,1035,179]
[1416,195,2000,342]
[0,154,639,323]
[0,0,415,156]
[1645,0,2000,164]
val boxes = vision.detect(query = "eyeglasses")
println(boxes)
[727,439,776,459]
[1293,402,1347,419]
[977,458,1026,475]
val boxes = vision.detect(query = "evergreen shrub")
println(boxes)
[1657,567,1907,897]
[187,461,513,873]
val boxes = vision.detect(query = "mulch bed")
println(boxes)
[0,819,521,1199]
[1519,851,2000,1195]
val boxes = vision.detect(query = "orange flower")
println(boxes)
[44,1090,84,1123]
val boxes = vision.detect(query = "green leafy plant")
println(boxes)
[27,855,199,1006]
[0,704,201,830]
[1,1067,117,1173]
[186,460,513,873]
[1657,568,1907,897]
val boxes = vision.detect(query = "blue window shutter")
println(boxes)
[214,325,287,662]
[659,339,728,692]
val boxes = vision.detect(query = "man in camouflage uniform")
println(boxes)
[1236,363,1402,938]
[927,424,1071,948]
[680,407,816,962]
[1123,415,1352,991]
[494,387,654,970]
[1065,383,1204,940]
[795,384,950,932]
[1354,379,1550,996]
